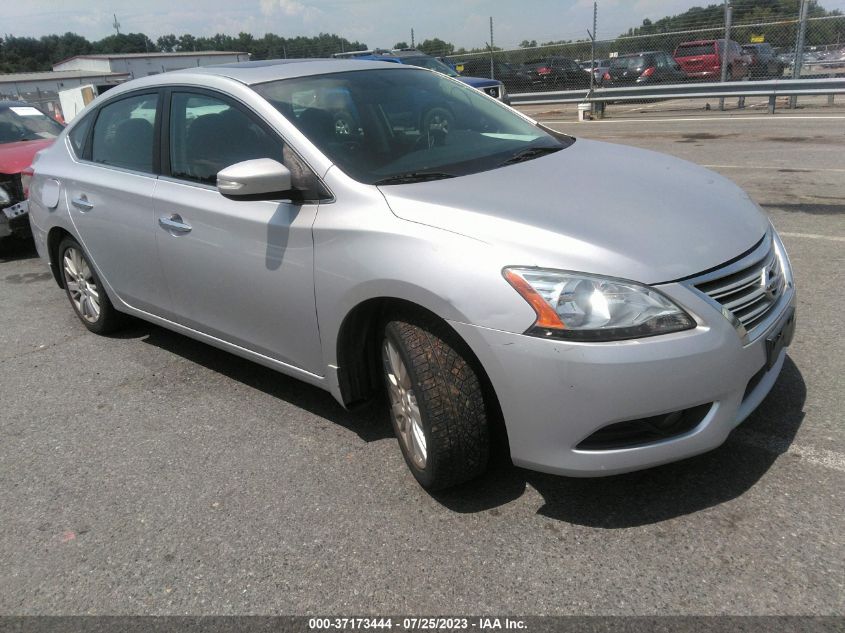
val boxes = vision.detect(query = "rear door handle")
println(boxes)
[71,196,94,212]
[158,214,192,234]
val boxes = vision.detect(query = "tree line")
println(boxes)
[0,31,368,74]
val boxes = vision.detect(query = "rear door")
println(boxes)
[153,88,324,374]
[65,91,174,317]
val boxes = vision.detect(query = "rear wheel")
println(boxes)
[381,315,490,490]
[59,237,122,334]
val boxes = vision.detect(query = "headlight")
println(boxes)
[503,267,695,341]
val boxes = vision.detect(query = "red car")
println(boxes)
[0,101,64,245]
[674,39,749,81]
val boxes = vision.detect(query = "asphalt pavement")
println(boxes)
[0,110,842,616]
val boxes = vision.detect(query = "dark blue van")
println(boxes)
[333,49,510,105]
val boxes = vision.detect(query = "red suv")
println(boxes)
[674,39,749,81]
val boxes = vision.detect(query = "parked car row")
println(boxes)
[451,38,791,92]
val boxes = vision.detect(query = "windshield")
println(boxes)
[0,106,64,144]
[403,56,460,78]
[254,68,569,185]
[676,43,717,57]
[610,56,647,70]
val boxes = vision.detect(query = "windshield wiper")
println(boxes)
[374,172,456,186]
[498,146,562,167]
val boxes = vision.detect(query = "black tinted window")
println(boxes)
[676,43,717,57]
[68,112,94,157]
[91,94,157,172]
[169,92,283,185]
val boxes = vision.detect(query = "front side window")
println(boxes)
[91,93,157,173]
[403,56,460,78]
[254,68,571,185]
[168,92,283,185]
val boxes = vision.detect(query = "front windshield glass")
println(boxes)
[254,68,570,185]
[0,106,64,144]
[403,56,460,77]
[610,56,647,70]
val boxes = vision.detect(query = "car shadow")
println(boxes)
[121,320,393,444]
[112,316,807,525]
[433,356,806,527]
[0,237,38,263]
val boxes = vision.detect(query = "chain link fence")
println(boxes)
[442,6,845,96]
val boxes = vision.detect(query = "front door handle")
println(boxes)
[158,214,192,234]
[71,196,94,212]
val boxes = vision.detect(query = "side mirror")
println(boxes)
[217,158,293,200]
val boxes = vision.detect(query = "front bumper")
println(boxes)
[449,280,796,477]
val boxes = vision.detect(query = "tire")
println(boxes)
[381,315,490,490]
[58,237,123,334]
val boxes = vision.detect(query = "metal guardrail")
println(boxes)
[509,77,845,114]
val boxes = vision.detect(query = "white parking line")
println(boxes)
[734,429,845,473]
[702,165,845,173]
[779,232,845,242]
[542,115,845,123]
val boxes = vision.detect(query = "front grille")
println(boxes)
[694,239,786,333]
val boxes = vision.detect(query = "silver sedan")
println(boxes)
[27,60,796,490]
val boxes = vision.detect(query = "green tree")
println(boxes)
[418,38,454,55]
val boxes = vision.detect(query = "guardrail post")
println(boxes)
[789,0,810,109]
[768,95,776,114]
[719,0,732,112]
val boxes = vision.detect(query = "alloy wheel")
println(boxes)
[382,338,427,469]
[62,247,100,323]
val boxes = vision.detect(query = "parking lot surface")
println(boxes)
[1,112,843,615]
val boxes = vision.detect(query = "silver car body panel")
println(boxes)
[26,61,796,477]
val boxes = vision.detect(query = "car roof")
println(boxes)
[165,58,412,85]
[677,40,718,46]
[0,100,39,109]
[617,51,661,58]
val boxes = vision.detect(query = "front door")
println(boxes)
[153,89,324,374]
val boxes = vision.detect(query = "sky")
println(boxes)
[6,0,845,50]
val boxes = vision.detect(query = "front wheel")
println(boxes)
[381,316,490,490]
[59,237,123,334]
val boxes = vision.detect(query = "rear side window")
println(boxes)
[91,93,158,173]
[68,112,94,158]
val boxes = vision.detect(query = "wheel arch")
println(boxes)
[334,296,510,458]
[46,226,75,288]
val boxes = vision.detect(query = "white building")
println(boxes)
[53,51,250,80]
[0,70,129,119]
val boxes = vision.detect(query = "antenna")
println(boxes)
[112,14,121,36]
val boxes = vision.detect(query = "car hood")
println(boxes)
[378,138,769,285]
[458,76,501,89]
[0,139,54,174]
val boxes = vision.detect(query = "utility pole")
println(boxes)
[112,14,121,36]
[411,28,415,48]
[588,1,597,92]
[790,0,810,108]
[489,16,495,80]
[718,0,732,111]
